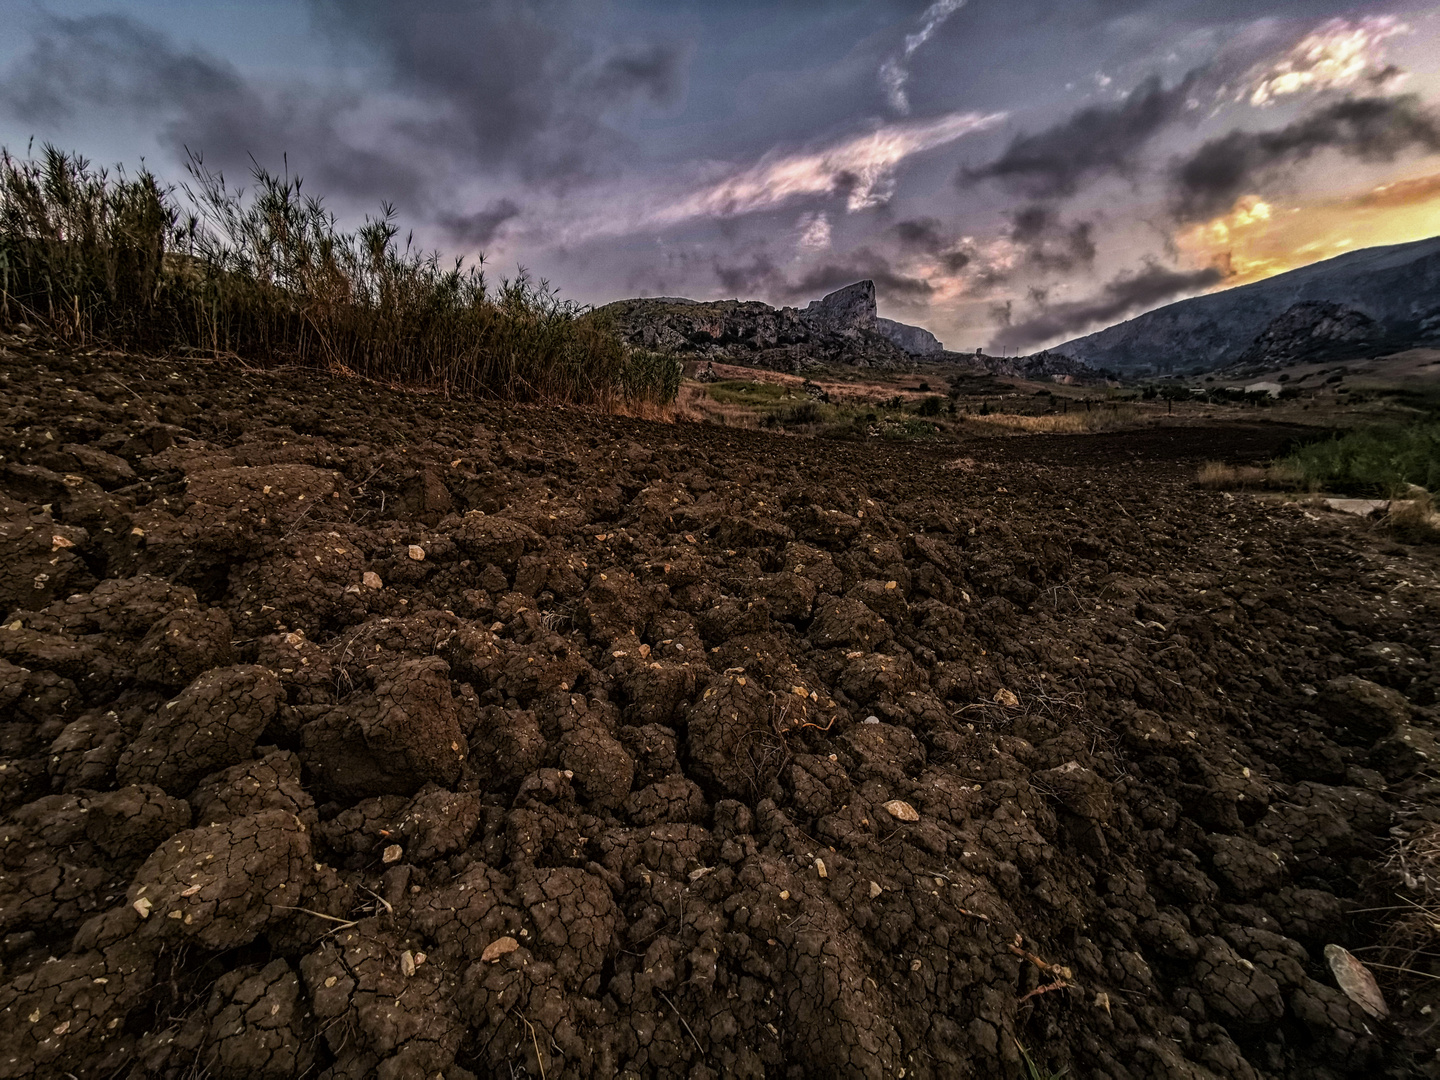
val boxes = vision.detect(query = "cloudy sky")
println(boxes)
[2,0,1438,352]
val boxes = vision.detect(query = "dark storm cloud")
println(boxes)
[893,217,945,252]
[712,252,783,297]
[0,13,241,122]
[0,12,424,202]
[437,199,523,249]
[891,217,973,274]
[593,42,692,106]
[710,246,931,305]
[991,261,1225,350]
[0,1,695,216]
[787,249,933,301]
[962,71,1199,197]
[940,249,972,273]
[1171,94,1440,221]
[1009,204,1096,272]
[307,0,692,183]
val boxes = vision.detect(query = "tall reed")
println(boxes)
[0,144,671,408]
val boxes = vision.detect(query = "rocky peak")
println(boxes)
[803,280,877,335]
[877,317,942,356]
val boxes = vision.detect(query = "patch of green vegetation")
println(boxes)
[759,401,822,428]
[1281,422,1440,495]
[1,144,640,405]
[706,379,792,406]
[1015,1039,1067,1080]
[619,350,683,406]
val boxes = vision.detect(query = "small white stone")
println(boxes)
[883,800,920,823]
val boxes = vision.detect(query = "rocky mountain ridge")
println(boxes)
[1036,235,1440,376]
[598,280,946,371]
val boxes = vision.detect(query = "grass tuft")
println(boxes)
[1196,461,1303,490]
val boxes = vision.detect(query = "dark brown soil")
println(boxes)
[1,338,1438,1079]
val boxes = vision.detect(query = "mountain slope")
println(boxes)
[1041,235,1440,375]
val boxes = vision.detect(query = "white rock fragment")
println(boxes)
[883,800,920,823]
[1326,944,1389,1019]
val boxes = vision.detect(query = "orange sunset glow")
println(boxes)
[1178,169,1440,289]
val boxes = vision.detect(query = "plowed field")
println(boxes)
[2,340,1437,1078]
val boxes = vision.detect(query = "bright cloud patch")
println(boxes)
[880,0,969,114]
[796,212,832,251]
[1246,17,1408,107]
[657,110,1005,223]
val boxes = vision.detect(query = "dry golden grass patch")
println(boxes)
[965,406,1143,434]
[675,383,761,426]
[1196,461,1305,489]
[609,398,676,422]
[1373,821,1440,980]
[1385,488,1440,539]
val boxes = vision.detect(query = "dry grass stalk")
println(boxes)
[966,406,1142,434]
[1196,461,1303,490]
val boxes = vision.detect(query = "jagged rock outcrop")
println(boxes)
[877,317,943,355]
[804,280,879,335]
[1038,235,1440,375]
[1234,302,1380,369]
[936,349,1107,385]
[596,281,915,370]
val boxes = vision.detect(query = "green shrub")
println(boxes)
[1,144,629,406]
[759,402,822,429]
[916,395,944,417]
[618,349,683,405]
[1281,423,1440,495]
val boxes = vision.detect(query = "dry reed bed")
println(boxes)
[1,144,678,409]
